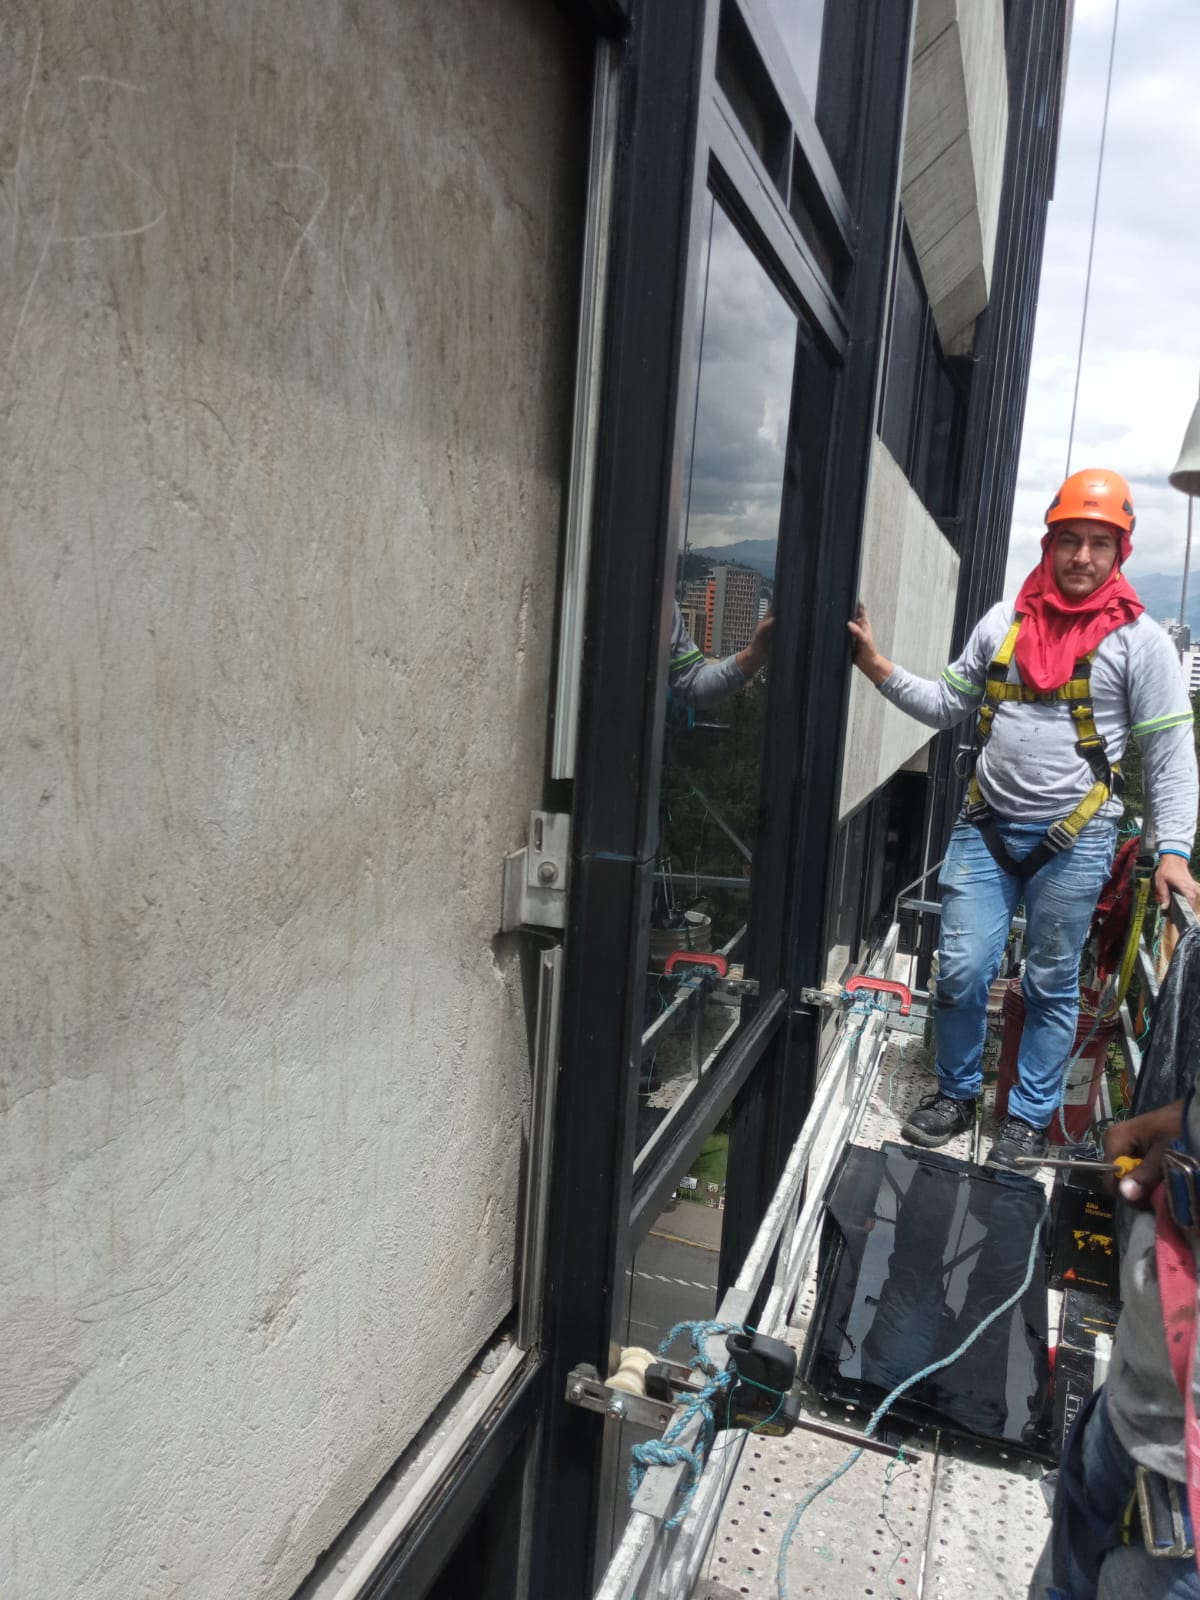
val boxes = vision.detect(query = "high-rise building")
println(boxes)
[1182,648,1200,697]
[679,602,708,654]
[711,565,762,655]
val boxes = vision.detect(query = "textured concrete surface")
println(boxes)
[902,0,1009,349]
[841,439,961,820]
[0,2,583,1595]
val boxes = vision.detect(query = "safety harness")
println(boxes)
[965,616,1121,880]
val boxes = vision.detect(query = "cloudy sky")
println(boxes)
[683,196,795,557]
[1007,0,1200,594]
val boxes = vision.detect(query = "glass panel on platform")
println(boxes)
[802,1142,1055,1458]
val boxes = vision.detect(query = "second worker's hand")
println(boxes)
[1104,1099,1185,1204]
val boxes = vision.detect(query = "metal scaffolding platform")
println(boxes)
[697,1040,1052,1600]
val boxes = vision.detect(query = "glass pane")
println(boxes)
[763,0,826,111]
[638,199,797,1152]
[802,1142,1054,1457]
[879,241,926,469]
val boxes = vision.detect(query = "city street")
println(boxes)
[623,1215,722,1351]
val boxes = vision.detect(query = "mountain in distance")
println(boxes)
[684,538,778,579]
[1127,571,1200,635]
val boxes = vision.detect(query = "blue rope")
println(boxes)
[775,1197,1049,1600]
[627,1321,745,1530]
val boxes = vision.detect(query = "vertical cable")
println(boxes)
[1065,0,1121,477]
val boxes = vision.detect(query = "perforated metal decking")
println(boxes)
[696,1042,1052,1600]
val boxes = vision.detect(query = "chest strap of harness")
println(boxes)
[964,616,1121,880]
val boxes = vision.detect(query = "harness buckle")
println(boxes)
[1163,1145,1200,1237]
[1045,820,1079,854]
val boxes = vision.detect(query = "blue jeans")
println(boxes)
[934,817,1116,1129]
[1028,1387,1200,1599]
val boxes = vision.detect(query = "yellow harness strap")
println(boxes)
[967,616,1119,877]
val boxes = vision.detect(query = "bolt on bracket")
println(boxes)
[501,811,571,932]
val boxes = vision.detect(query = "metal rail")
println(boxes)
[595,892,1200,1599]
[594,928,900,1600]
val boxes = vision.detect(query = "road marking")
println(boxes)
[633,1269,718,1292]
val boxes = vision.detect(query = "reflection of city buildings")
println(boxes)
[710,564,761,655]
[679,601,709,654]
[681,576,716,653]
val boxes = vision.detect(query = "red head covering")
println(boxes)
[1012,526,1143,693]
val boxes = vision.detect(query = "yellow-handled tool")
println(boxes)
[1012,1154,1140,1176]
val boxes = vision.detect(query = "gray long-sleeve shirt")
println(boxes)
[669,602,747,709]
[877,601,1198,857]
[1106,1088,1200,1481]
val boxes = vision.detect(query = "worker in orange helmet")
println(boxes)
[848,467,1199,1170]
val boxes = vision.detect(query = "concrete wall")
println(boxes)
[0,3,582,1596]
[902,0,1009,350]
[840,440,961,819]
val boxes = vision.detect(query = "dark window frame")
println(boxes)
[879,224,971,531]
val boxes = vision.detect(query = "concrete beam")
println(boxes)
[840,440,961,820]
[902,0,1009,349]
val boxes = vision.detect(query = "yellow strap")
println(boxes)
[993,619,1022,668]
[966,773,1113,843]
[1051,780,1111,843]
[973,620,1112,847]
[984,677,1093,704]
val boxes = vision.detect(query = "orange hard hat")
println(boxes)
[1044,468,1135,537]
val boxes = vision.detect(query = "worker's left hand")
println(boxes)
[1153,852,1200,911]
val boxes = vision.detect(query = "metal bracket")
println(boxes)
[565,1364,686,1432]
[501,811,571,932]
[798,984,930,1034]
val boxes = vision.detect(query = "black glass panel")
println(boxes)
[802,1142,1054,1458]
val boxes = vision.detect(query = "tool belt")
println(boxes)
[965,617,1121,880]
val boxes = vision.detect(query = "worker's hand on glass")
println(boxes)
[1152,852,1200,910]
[1103,1098,1185,1204]
[737,612,775,678]
[846,603,894,686]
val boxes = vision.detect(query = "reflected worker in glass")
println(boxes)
[668,600,774,709]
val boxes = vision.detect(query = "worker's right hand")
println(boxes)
[846,604,893,685]
[846,602,877,658]
[1104,1099,1186,1204]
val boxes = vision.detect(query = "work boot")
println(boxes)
[901,1092,977,1148]
[986,1114,1048,1171]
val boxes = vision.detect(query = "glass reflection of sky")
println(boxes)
[763,0,825,110]
[683,201,797,564]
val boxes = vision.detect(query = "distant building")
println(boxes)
[679,602,708,654]
[710,564,762,655]
[1182,647,1200,697]
[681,576,716,653]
